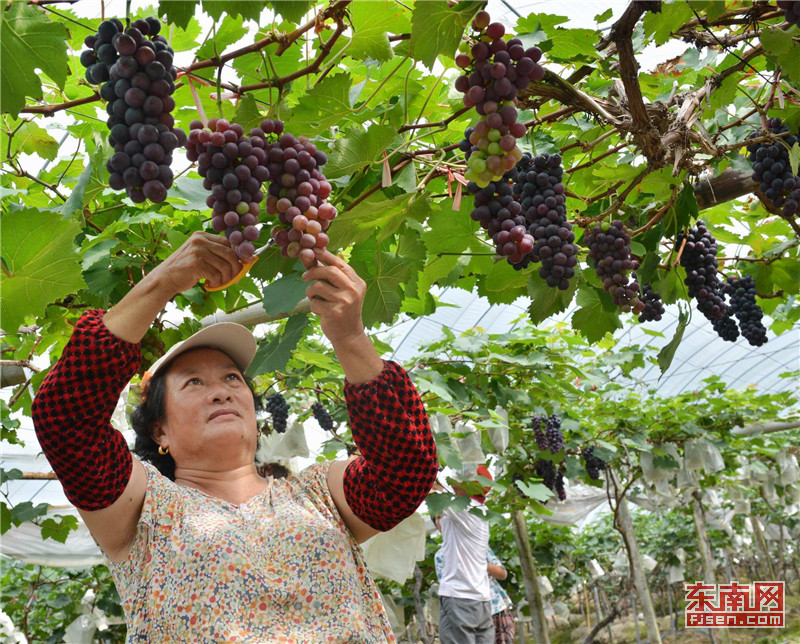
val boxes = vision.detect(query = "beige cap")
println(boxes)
[147,323,257,379]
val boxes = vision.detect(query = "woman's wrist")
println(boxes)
[331,332,384,385]
[103,272,176,344]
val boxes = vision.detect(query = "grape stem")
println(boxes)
[631,186,679,236]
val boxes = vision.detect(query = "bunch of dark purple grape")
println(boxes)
[513,153,578,285]
[186,118,270,259]
[778,0,800,26]
[746,118,799,216]
[531,414,567,501]
[311,402,335,432]
[81,17,184,203]
[585,220,644,314]
[582,446,606,480]
[455,9,545,190]
[265,392,290,434]
[724,275,768,346]
[262,129,336,264]
[677,221,727,321]
[636,279,665,322]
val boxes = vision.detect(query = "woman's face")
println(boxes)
[153,348,258,469]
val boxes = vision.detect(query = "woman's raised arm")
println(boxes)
[32,232,244,561]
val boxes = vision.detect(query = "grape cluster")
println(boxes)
[636,279,665,323]
[469,171,533,265]
[725,275,768,346]
[265,393,290,434]
[534,460,566,502]
[746,118,799,216]
[677,221,727,321]
[455,10,545,189]
[530,414,565,454]
[585,220,644,313]
[81,18,184,203]
[185,118,273,259]
[582,446,606,480]
[712,312,739,342]
[263,131,336,264]
[778,1,800,26]
[311,402,334,432]
[512,153,578,285]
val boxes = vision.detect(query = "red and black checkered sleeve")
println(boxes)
[341,360,438,531]
[31,309,141,511]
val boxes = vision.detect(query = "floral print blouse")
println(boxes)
[106,460,395,643]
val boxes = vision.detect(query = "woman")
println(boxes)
[32,232,438,642]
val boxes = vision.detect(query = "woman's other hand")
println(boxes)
[148,231,243,294]
[301,249,382,384]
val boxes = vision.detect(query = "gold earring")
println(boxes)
[158,445,169,455]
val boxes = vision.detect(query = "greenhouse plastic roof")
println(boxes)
[378,287,799,399]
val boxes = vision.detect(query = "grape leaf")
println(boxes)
[247,314,308,376]
[203,1,269,22]
[482,261,529,305]
[527,270,578,324]
[196,14,245,61]
[10,501,49,526]
[261,273,307,317]
[289,73,353,136]
[325,124,400,179]
[0,3,69,118]
[547,29,599,61]
[328,193,429,250]
[760,27,794,56]
[571,286,622,342]
[1,209,85,333]
[657,305,689,375]
[350,0,409,63]
[269,1,315,24]
[351,234,426,326]
[8,121,59,161]
[789,142,800,178]
[515,479,553,503]
[59,134,110,218]
[234,93,264,133]
[40,515,79,543]
[410,1,481,70]
[159,0,197,30]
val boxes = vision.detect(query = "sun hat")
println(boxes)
[140,323,257,395]
[471,464,493,503]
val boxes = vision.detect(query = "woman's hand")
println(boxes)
[301,248,367,346]
[147,231,243,294]
[104,232,243,344]
[301,248,383,384]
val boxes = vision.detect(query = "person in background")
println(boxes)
[486,548,515,644]
[432,465,495,644]
[32,232,438,641]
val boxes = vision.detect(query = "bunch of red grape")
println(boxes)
[585,220,644,313]
[778,0,800,26]
[455,10,545,188]
[746,118,799,216]
[263,130,336,265]
[185,117,336,262]
[677,221,727,321]
[81,17,184,203]
[185,118,274,259]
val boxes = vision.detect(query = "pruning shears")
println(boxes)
[204,242,269,292]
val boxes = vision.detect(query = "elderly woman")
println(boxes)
[32,232,438,642]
